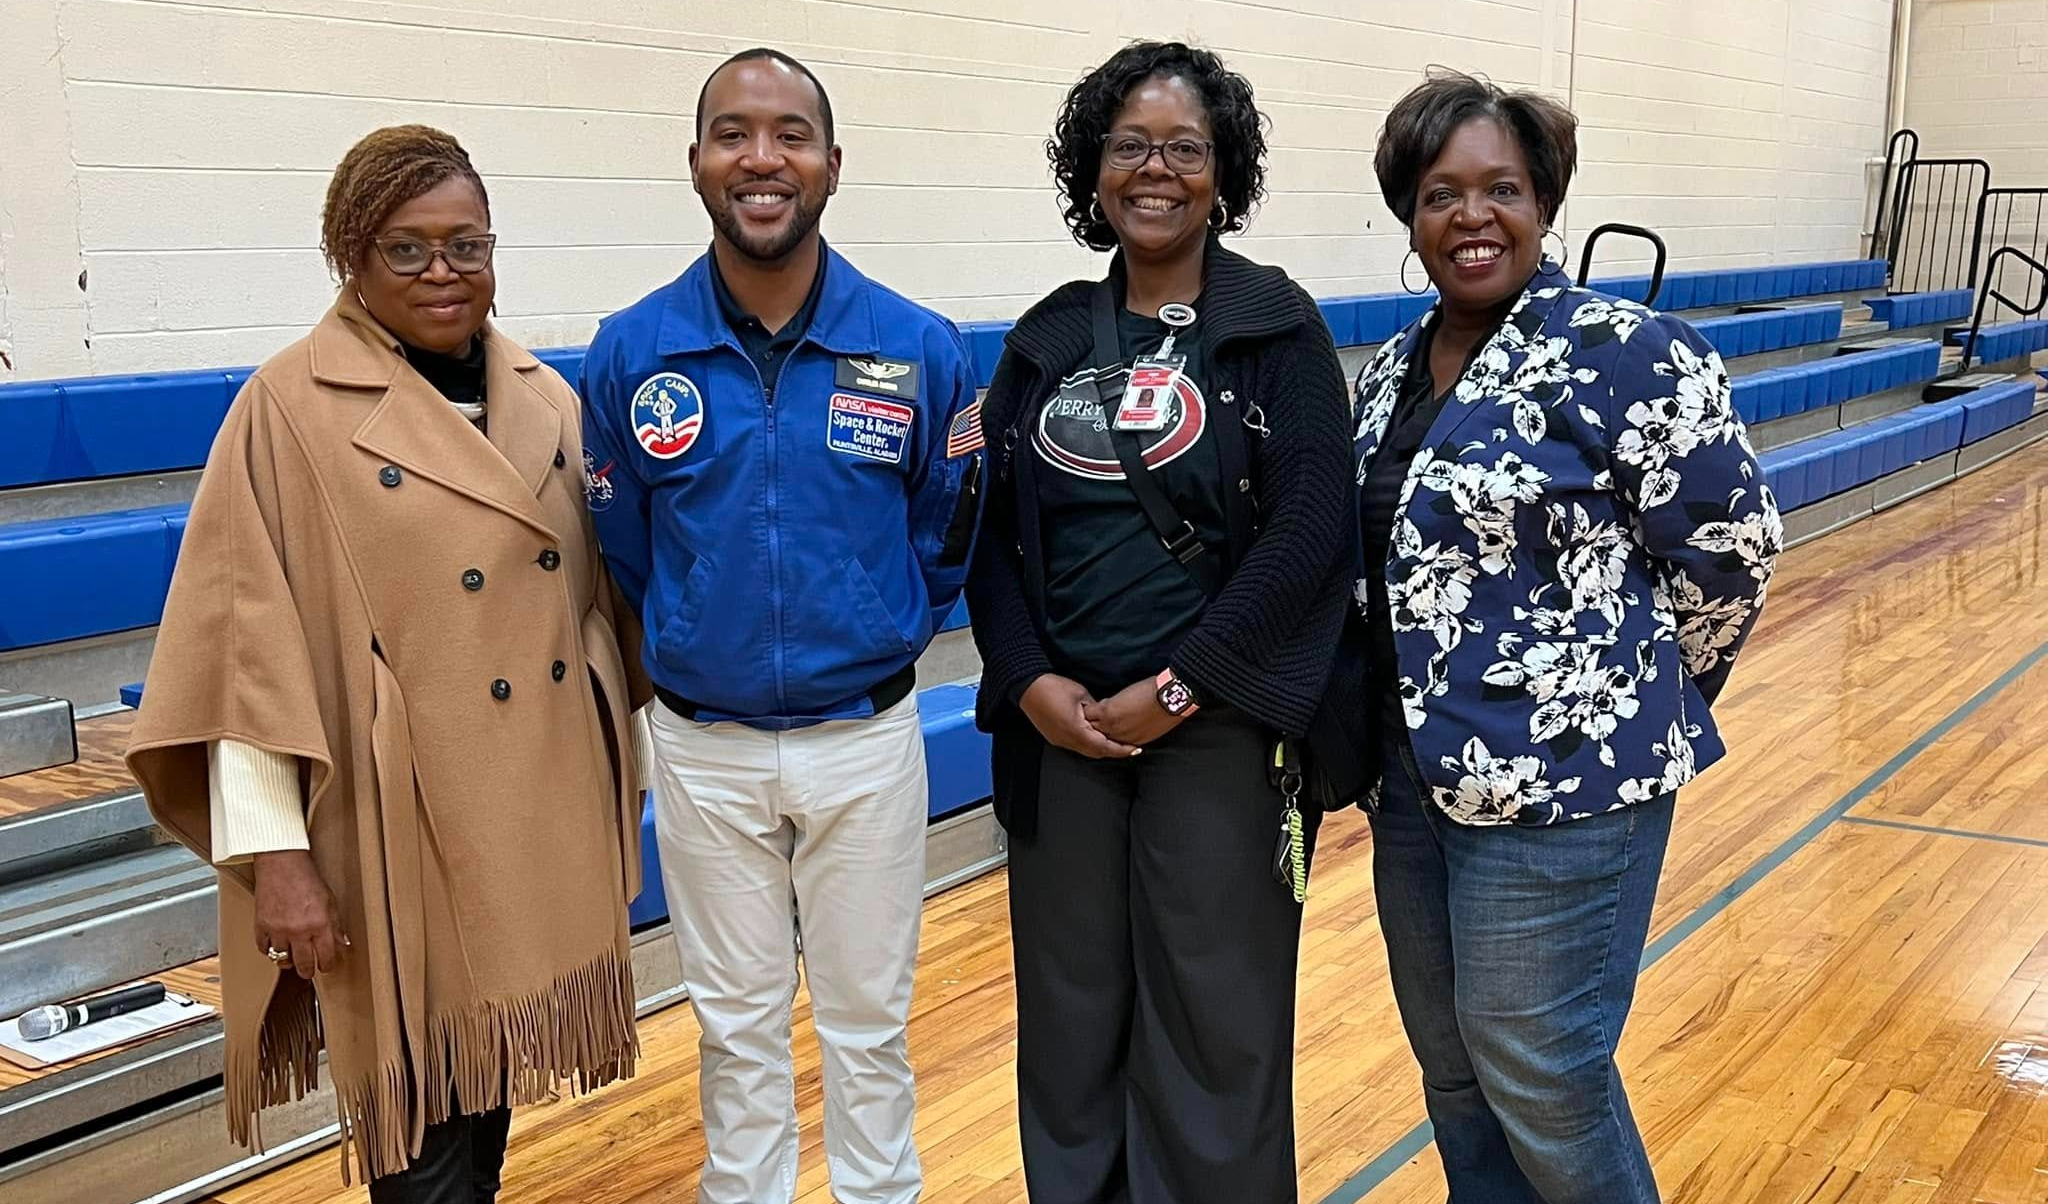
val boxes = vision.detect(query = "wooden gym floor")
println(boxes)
[209,440,2048,1204]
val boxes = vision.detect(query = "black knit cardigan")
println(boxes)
[966,242,1360,835]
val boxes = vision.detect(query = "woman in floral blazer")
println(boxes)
[1351,73,1780,1203]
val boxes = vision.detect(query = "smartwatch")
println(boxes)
[1154,669,1201,717]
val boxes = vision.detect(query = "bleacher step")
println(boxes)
[0,842,217,1016]
[1926,372,2022,402]
[0,693,76,779]
[0,790,161,883]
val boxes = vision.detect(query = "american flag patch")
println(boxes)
[946,400,984,458]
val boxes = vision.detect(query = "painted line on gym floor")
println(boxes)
[1841,815,2048,850]
[1316,636,2048,1204]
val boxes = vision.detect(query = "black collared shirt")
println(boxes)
[709,249,826,399]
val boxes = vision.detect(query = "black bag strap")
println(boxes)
[1090,281,1224,596]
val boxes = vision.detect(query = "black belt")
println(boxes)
[653,662,918,723]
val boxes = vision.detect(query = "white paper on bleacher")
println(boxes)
[0,987,215,1070]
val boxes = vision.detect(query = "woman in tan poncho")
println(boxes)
[126,126,649,1202]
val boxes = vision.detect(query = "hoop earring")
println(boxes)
[1400,249,1428,296]
[1544,227,1571,271]
[1089,199,1106,225]
[1209,201,1229,230]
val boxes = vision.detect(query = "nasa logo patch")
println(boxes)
[631,372,705,461]
[583,449,616,511]
[827,393,914,464]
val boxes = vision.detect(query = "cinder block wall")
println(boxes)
[0,0,1894,382]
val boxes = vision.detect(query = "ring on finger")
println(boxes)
[264,946,292,964]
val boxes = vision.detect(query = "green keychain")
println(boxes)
[1270,740,1310,905]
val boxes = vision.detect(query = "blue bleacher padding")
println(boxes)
[0,505,185,651]
[1760,401,1967,512]
[0,369,241,489]
[958,321,1009,388]
[628,795,666,927]
[1958,380,2039,445]
[1693,304,1845,361]
[1864,289,1974,330]
[1948,319,2048,366]
[939,595,971,633]
[917,680,991,821]
[532,345,586,386]
[1731,341,1941,427]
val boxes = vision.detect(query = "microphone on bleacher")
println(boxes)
[16,982,166,1041]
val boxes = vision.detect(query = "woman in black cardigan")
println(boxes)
[966,41,1354,1204]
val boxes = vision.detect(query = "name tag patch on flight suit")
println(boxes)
[632,371,706,461]
[836,356,922,401]
[827,393,914,464]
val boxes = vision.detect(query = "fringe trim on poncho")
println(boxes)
[221,945,638,1183]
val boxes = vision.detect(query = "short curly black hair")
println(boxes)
[1047,41,1268,252]
[1375,69,1578,229]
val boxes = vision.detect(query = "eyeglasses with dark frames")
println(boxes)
[371,233,497,276]
[1101,134,1213,175]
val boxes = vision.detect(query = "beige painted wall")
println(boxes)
[0,0,1896,382]
[1902,0,2048,184]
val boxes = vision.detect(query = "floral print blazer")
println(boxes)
[1353,266,1782,826]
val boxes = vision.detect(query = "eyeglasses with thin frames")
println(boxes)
[1100,134,1213,175]
[371,233,497,276]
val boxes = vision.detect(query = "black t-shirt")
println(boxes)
[1035,306,1228,695]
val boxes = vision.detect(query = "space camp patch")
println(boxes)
[826,393,915,464]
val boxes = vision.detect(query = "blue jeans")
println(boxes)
[1369,734,1672,1204]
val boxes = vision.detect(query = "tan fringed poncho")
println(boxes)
[126,294,651,1181]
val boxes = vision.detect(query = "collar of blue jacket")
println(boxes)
[653,241,881,359]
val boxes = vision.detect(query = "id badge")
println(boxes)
[1115,355,1184,431]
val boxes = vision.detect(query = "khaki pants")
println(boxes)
[644,695,927,1204]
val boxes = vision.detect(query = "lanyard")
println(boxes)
[1089,281,1221,595]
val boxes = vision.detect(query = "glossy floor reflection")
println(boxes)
[213,442,2048,1204]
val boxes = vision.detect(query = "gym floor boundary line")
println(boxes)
[1840,814,2048,850]
[1316,636,2048,1204]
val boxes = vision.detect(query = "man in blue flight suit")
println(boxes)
[579,47,984,1204]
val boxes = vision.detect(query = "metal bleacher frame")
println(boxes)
[3,213,2047,1201]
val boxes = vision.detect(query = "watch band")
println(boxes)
[1155,668,1200,717]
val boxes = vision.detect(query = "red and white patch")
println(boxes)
[631,371,706,461]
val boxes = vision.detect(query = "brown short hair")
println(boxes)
[320,125,489,282]
[1374,70,1578,228]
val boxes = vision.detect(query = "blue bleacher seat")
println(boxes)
[0,370,241,489]
[0,506,185,651]
[1761,402,1968,512]
[532,346,586,386]
[1864,289,1974,330]
[1948,319,2048,366]
[1958,380,2039,445]
[1731,341,1940,427]
[1694,304,1844,360]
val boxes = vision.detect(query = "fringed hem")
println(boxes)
[223,982,324,1154]
[340,944,639,1182]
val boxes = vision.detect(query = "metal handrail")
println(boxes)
[1870,128,1918,265]
[1577,223,1668,308]
[1958,245,2048,373]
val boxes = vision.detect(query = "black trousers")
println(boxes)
[366,1103,514,1204]
[1008,709,1316,1204]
